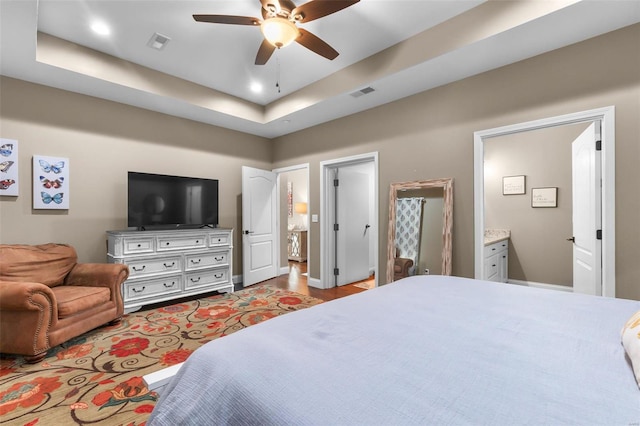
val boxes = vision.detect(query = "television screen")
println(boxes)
[128,172,219,229]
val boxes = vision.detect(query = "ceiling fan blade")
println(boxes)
[193,15,261,26]
[295,28,339,60]
[292,0,360,23]
[255,39,277,65]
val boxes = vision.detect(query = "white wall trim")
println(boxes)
[320,152,379,290]
[474,106,615,297]
[508,279,573,292]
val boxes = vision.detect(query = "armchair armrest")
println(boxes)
[0,280,56,311]
[0,281,57,356]
[65,263,129,288]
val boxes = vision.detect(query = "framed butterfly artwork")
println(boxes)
[33,155,69,209]
[0,138,19,197]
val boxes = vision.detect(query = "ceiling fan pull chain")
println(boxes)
[276,55,281,93]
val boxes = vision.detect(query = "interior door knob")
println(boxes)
[566,236,575,242]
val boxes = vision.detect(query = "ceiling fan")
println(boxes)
[193,0,360,65]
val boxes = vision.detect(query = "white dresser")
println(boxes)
[107,228,233,312]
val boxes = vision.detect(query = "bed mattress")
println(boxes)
[149,275,640,425]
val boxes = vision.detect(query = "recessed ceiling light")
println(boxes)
[91,21,111,37]
[250,82,263,93]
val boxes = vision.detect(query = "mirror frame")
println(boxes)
[387,178,453,283]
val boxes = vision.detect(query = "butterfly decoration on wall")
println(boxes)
[39,159,65,174]
[0,179,15,190]
[0,144,13,157]
[39,176,64,189]
[0,161,14,173]
[41,192,64,204]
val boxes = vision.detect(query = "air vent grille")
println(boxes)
[147,32,171,50]
[350,86,375,98]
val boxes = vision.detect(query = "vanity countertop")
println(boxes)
[484,229,510,245]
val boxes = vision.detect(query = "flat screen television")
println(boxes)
[127,172,219,230]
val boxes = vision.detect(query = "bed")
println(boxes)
[147,275,640,425]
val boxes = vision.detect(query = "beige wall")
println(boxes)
[1,24,639,299]
[485,123,590,286]
[0,78,271,274]
[271,23,640,300]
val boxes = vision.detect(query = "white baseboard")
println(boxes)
[508,279,572,292]
[279,266,289,276]
[232,274,242,285]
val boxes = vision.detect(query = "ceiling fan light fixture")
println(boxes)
[261,17,299,48]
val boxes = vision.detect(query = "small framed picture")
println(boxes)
[503,175,525,195]
[532,187,557,208]
[33,155,69,210]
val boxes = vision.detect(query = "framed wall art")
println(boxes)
[33,155,69,209]
[532,187,557,208]
[502,175,526,195]
[0,138,19,196]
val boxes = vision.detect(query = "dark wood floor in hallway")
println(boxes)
[254,261,373,302]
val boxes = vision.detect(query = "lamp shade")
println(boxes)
[261,17,299,48]
[294,202,308,214]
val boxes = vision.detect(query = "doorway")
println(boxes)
[275,165,310,279]
[320,152,379,290]
[473,106,615,297]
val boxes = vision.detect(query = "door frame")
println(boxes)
[273,163,310,277]
[320,152,379,290]
[473,106,615,297]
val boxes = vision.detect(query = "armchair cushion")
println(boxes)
[0,243,77,287]
[52,286,111,318]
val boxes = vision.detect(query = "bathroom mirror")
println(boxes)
[387,178,453,283]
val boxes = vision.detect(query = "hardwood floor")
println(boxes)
[248,261,373,302]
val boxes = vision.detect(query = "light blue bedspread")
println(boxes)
[149,276,640,425]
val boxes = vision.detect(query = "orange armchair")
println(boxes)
[0,243,128,363]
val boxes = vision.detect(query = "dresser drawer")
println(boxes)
[124,275,182,302]
[185,268,229,290]
[157,234,207,251]
[127,255,182,278]
[184,250,230,271]
[209,233,230,247]
[121,236,155,255]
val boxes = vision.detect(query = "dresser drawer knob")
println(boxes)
[190,277,201,283]
[132,265,146,272]
[191,259,201,265]
[132,286,146,293]
[214,273,223,279]
[164,282,176,288]
[163,262,175,268]
[214,256,224,261]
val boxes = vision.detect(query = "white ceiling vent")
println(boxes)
[147,32,171,50]
[350,86,375,98]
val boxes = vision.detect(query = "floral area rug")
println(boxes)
[0,285,323,425]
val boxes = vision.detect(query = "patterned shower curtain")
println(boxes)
[395,197,424,267]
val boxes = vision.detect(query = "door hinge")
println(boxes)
[334,223,339,231]
[333,179,339,187]
[333,268,340,276]
[596,229,602,240]
[596,140,602,151]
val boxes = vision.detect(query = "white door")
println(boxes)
[335,167,370,286]
[571,122,601,295]
[242,166,278,286]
